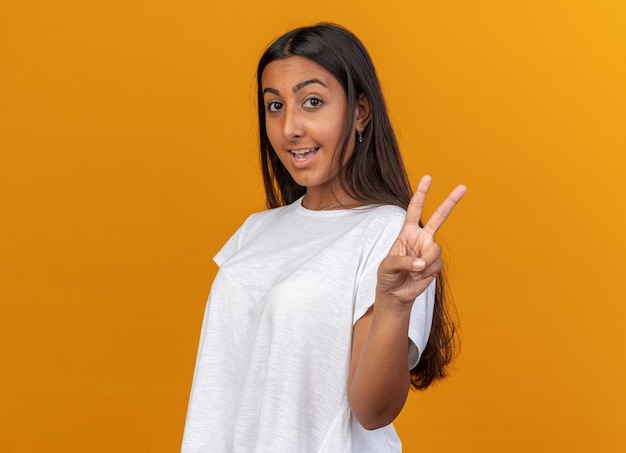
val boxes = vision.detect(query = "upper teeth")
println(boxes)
[291,148,315,154]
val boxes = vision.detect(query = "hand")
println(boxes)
[377,175,467,307]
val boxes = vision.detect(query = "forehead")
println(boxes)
[261,56,341,91]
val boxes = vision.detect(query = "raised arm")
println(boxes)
[348,175,467,429]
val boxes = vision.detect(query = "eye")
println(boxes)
[303,97,323,109]
[267,101,283,113]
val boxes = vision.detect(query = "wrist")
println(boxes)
[374,291,414,320]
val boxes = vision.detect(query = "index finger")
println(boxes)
[404,175,433,227]
[422,184,468,237]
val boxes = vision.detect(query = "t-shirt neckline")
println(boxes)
[294,196,376,216]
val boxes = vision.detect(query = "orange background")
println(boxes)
[1,1,625,451]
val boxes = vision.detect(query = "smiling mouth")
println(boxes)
[290,147,319,161]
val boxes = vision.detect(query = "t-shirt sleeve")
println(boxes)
[353,212,403,325]
[213,209,278,267]
[353,209,436,368]
[407,279,435,368]
[213,226,244,267]
[213,212,262,266]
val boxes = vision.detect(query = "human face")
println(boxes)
[261,56,358,206]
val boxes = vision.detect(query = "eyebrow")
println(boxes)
[293,78,327,92]
[262,78,328,96]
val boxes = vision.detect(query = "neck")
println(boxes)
[302,194,362,211]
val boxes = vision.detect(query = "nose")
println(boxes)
[282,105,305,141]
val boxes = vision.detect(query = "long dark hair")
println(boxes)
[256,23,457,390]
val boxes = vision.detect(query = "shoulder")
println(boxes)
[238,205,286,234]
[235,200,300,241]
[339,204,407,257]
[357,204,406,236]
[366,204,406,222]
[243,200,298,227]
[214,203,294,265]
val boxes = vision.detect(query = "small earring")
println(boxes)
[357,131,363,143]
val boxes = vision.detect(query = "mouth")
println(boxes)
[290,147,319,162]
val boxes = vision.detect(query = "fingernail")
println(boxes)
[412,259,425,269]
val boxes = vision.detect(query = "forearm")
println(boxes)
[348,296,413,430]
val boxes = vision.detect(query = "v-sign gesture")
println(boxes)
[349,176,467,428]
[377,175,468,307]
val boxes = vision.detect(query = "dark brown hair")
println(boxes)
[256,23,457,389]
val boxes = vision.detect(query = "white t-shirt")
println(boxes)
[182,197,435,452]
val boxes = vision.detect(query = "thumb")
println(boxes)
[378,255,426,277]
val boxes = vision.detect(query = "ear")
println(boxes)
[354,93,371,132]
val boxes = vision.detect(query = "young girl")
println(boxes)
[182,23,467,452]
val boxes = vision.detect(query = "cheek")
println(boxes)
[320,107,349,146]
[325,122,351,155]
